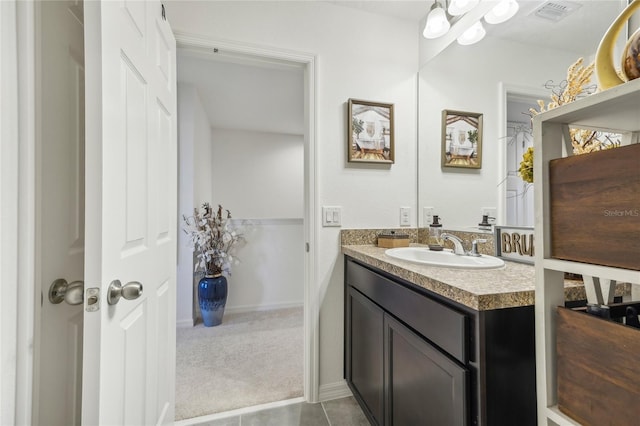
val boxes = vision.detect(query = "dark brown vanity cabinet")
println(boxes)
[385,314,468,426]
[344,257,537,426]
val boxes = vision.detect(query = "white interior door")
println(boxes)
[35,1,85,425]
[82,1,177,424]
[506,121,534,227]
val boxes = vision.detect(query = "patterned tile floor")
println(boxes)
[189,396,370,426]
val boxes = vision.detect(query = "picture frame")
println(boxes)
[348,99,394,164]
[441,109,483,169]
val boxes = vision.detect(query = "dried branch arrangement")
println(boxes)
[521,58,621,182]
[529,58,620,155]
[182,203,246,276]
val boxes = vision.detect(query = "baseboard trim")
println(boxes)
[225,301,303,315]
[176,303,303,327]
[176,318,194,328]
[318,380,352,402]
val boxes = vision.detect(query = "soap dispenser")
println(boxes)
[428,215,444,251]
[478,215,493,231]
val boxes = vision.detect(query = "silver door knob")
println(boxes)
[107,280,143,305]
[49,279,84,305]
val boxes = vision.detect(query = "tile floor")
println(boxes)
[191,396,370,426]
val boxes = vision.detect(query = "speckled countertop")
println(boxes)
[342,244,629,311]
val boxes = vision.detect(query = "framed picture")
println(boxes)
[441,109,483,169]
[348,99,394,164]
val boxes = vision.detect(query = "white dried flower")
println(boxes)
[182,203,246,276]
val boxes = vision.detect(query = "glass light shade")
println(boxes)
[457,21,486,45]
[484,0,519,24]
[423,7,451,39]
[448,0,480,16]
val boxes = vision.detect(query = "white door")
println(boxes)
[82,1,177,424]
[35,1,85,425]
[506,121,534,227]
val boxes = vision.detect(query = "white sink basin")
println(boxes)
[385,247,505,270]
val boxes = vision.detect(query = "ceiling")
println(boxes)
[327,0,625,55]
[177,1,626,135]
[178,48,305,135]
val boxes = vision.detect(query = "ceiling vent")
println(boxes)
[533,0,582,22]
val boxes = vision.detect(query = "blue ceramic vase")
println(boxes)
[198,274,227,327]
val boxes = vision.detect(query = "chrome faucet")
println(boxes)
[441,233,466,255]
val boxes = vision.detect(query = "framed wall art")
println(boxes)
[441,109,483,169]
[348,99,394,164]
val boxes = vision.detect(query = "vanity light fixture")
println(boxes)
[457,20,486,45]
[448,0,479,16]
[484,0,519,25]
[423,1,451,39]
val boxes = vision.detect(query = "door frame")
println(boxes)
[4,1,37,424]
[174,32,319,403]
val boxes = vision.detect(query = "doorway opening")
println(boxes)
[505,94,537,227]
[173,38,316,421]
[499,86,547,227]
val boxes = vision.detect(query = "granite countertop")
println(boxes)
[342,244,629,311]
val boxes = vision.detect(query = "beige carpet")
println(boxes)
[175,307,304,421]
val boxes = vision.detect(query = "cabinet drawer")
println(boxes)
[346,258,468,364]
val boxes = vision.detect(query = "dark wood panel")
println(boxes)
[347,287,384,425]
[346,259,468,363]
[385,314,468,426]
[481,306,537,425]
[557,307,640,425]
[549,143,640,270]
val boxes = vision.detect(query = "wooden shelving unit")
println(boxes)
[533,78,640,425]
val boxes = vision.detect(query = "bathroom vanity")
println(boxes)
[342,244,628,426]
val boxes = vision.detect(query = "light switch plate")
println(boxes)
[400,207,411,226]
[322,206,342,227]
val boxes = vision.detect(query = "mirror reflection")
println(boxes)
[417,0,627,230]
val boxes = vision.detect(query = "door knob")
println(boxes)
[107,280,143,305]
[49,279,84,305]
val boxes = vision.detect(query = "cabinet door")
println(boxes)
[346,287,384,425]
[385,315,468,426]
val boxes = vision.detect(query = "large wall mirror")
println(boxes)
[417,0,629,231]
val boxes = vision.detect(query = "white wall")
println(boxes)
[177,83,213,326]
[210,128,305,312]
[211,128,304,219]
[418,36,587,228]
[226,218,304,313]
[167,0,419,391]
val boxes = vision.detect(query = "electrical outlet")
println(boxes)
[423,206,435,225]
[322,206,342,227]
[481,207,497,222]
[400,207,411,226]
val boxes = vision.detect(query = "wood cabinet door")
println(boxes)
[346,287,384,425]
[385,314,468,426]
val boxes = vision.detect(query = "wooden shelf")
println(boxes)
[535,79,640,132]
[533,78,640,425]
[541,258,640,284]
[545,405,582,426]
